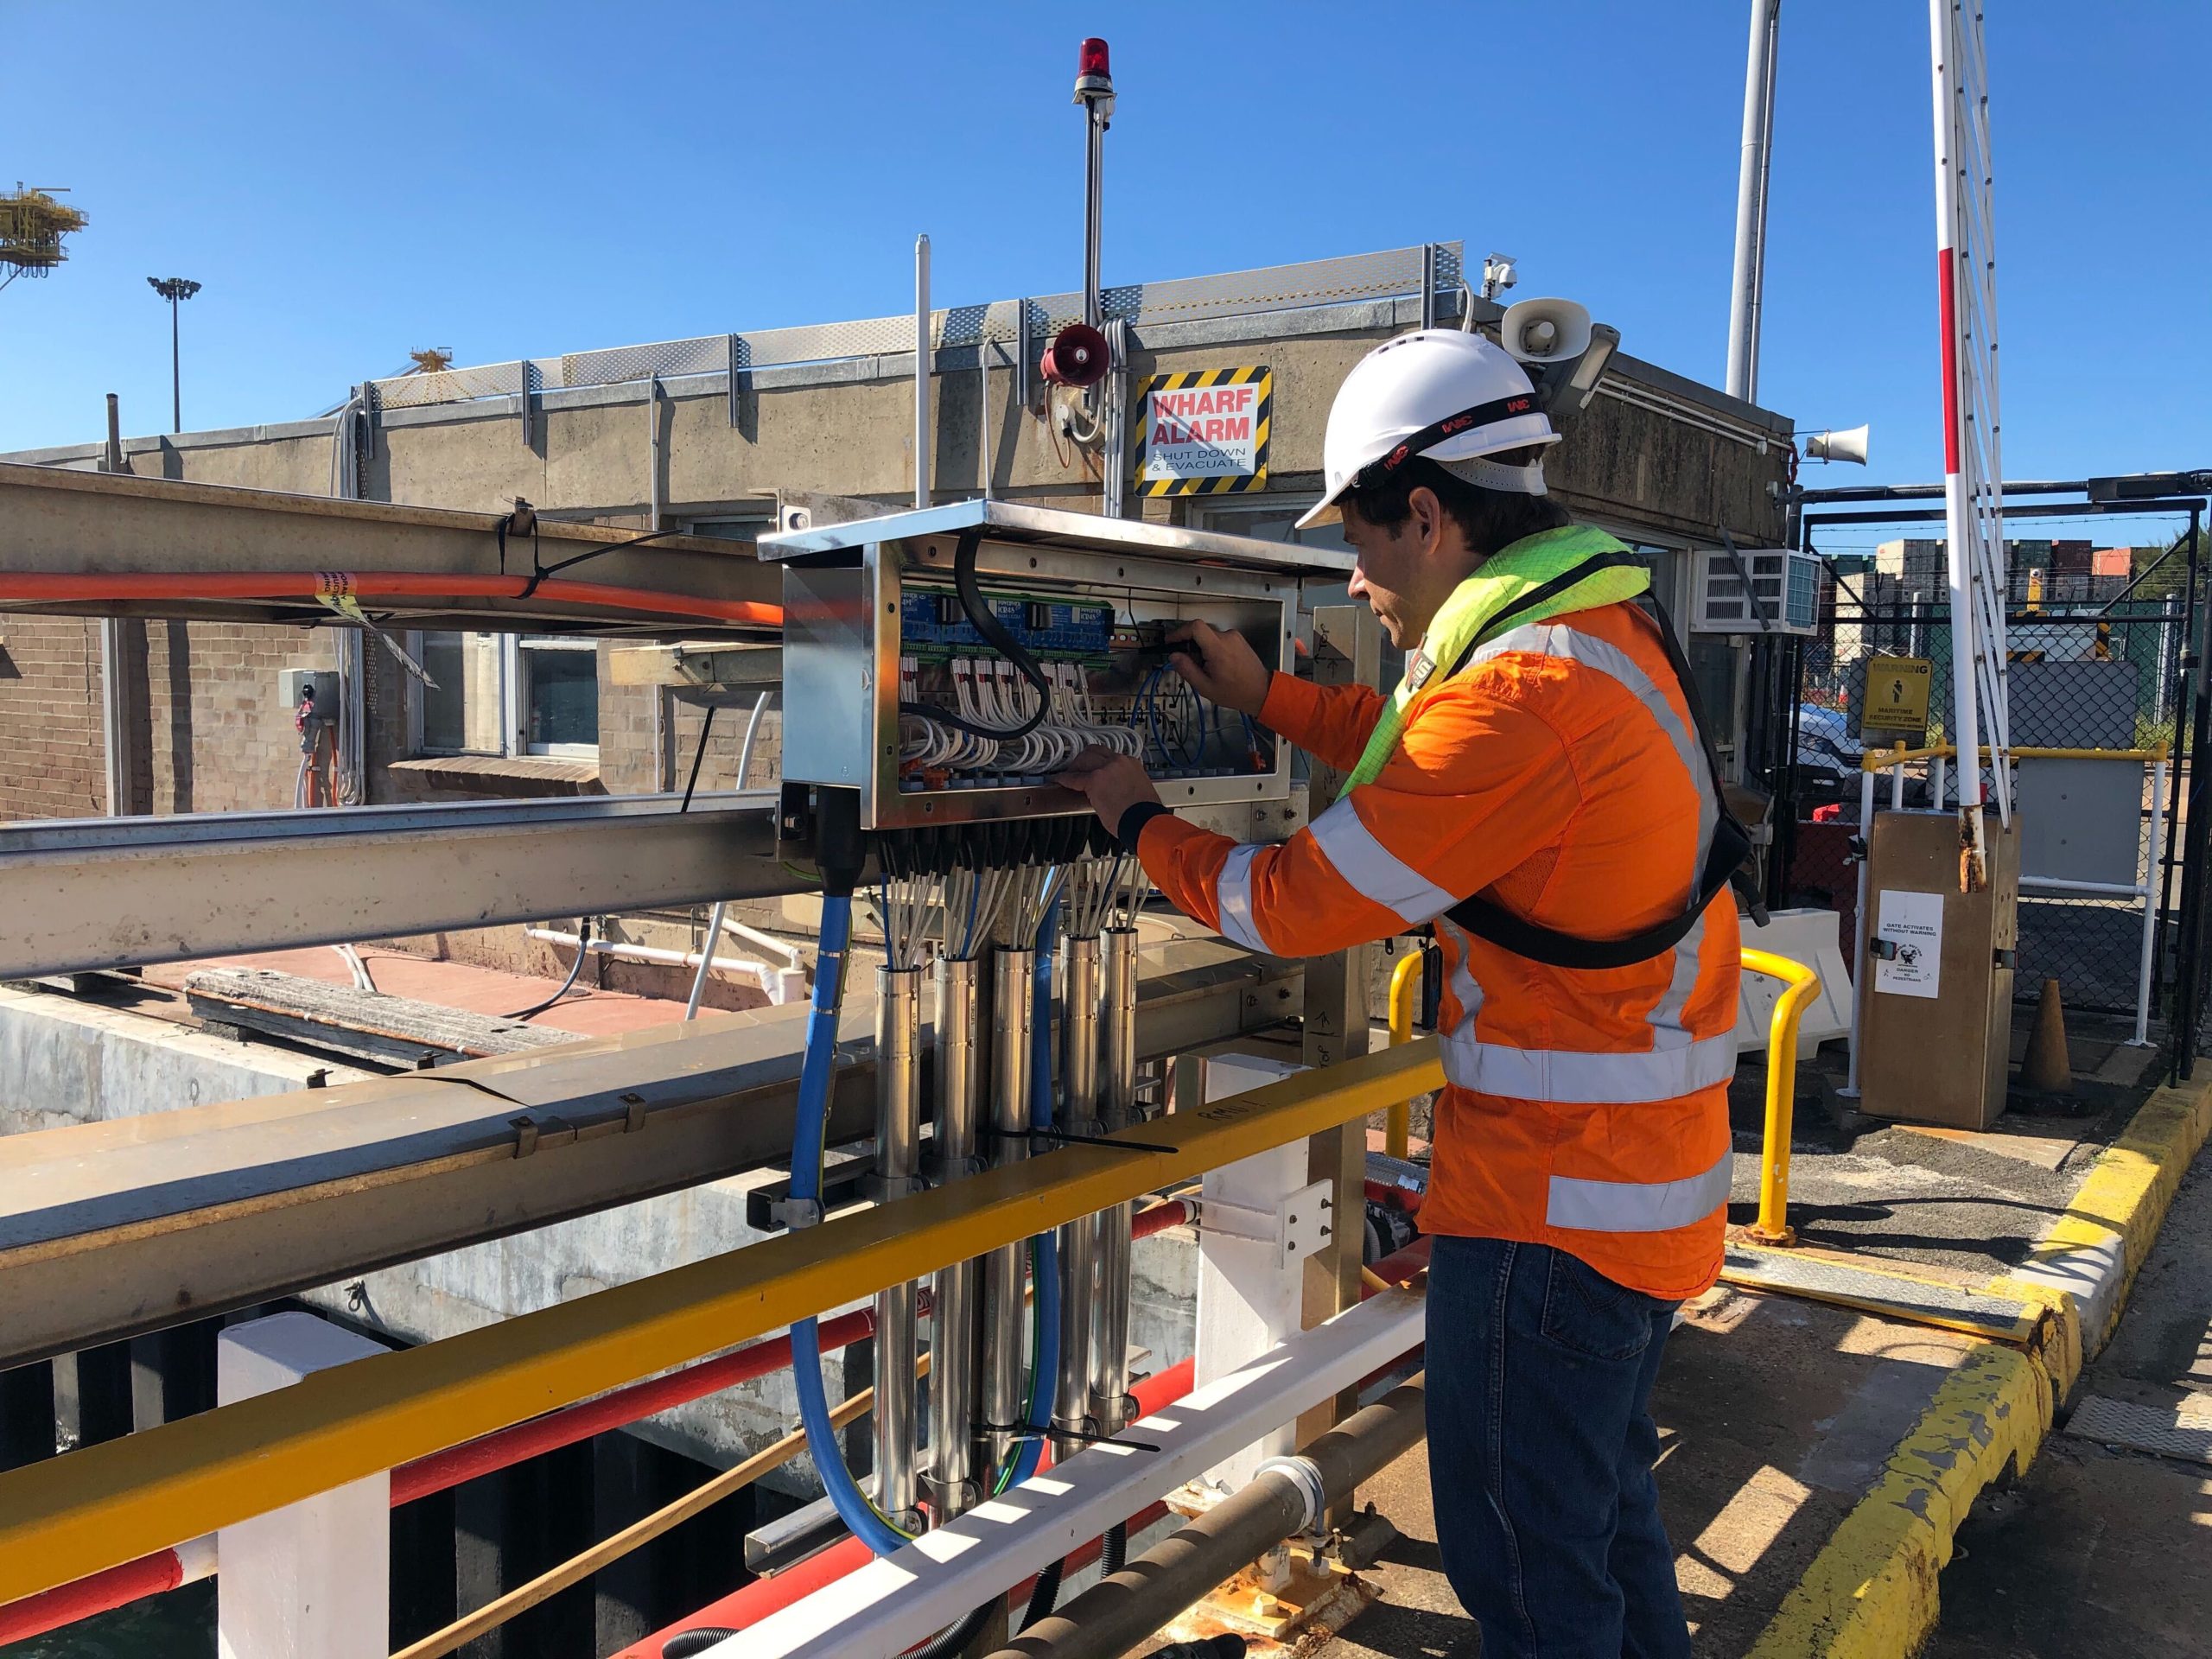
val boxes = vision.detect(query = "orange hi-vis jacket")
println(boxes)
[1136,595,1741,1303]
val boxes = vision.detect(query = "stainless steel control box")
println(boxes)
[758,500,1345,831]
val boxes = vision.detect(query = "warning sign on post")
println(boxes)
[1873,888,1944,1000]
[1133,366,1270,497]
[1861,655,1932,736]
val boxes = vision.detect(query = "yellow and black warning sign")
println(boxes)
[1132,365,1271,497]
[1861,654,1932,734]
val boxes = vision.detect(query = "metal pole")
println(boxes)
[169,295,181,434]
[926,956,982,1518]
[1725,0,1782,402]
[1053,935,1102,1454]
[645,376,658,532]
[2136,756,2167,1046]
[1083,111,1105,329]
[873,966,924,1525]
[1090,926,1139,1435]
[982,945,1033,1471]
[1842,760,1876,1097]
[1929,0,1989,886]
[914,235,931,510]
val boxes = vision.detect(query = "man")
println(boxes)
[1058,327,1740,1657]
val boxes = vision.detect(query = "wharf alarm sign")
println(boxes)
[1133,365,1271,496]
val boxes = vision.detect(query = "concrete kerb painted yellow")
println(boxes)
[1749,1069,2212,1658]
[1993,1070,2212,1397]
[1748,1343,2050,1659]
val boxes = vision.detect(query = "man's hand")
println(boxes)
[1055,747,1160,839]
[1166,620,1270,718]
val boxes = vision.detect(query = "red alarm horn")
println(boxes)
[1039,321,1109,389]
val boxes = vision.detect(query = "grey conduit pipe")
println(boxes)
[682,691,773,1020]
[984,1377,1428,1659]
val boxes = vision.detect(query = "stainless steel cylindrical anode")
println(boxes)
[925,954,982,1517]
[982,944,1034,1472]
[1090,925,1141,1433]
[872,965,923,1522]
[1053,935,1103,1452]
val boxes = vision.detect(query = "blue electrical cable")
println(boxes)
[1006,888,1064,1490]
[787,893,913,1557]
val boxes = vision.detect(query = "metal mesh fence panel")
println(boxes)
[1787,600,2183,1018]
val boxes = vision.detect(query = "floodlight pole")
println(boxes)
[147,276,201,433]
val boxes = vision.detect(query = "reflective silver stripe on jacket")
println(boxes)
[1465,621,1718,894]
[1216,842,1268,954]
[1546,1147,1733,1233]
[1306,796,1459,925]
[1439,1024,1738,1104]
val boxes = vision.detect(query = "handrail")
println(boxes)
[1739,948,1821,1246]
[1858,741,2168,769]
[1385,950,1427,1160]
[0,1041,1443,1605]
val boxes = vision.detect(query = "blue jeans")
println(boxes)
[1425,1235,1691,1659]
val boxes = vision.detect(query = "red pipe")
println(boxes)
[395,1200,1189,1504]
[0,1199,1202,1643]
[0,1553,187,1648]
[613,1358,1199,1659]
[0,570,783,630]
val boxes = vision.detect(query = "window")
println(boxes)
[411,632,600,759]
[518,639,600,753]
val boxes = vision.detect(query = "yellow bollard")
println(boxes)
[1385,950,1426,1161]
[1739,947,1821,1246]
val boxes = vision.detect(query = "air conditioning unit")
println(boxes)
[1691,547,1820,636]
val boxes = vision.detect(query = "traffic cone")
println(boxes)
[2020,976,2073,1094]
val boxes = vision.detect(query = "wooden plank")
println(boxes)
[183,969,567,1063]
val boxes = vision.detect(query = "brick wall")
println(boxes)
[0,615,111,819]
[0,614,416,823]
[596,663,783,798]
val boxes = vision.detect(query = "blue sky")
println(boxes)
[3,1,2204,542]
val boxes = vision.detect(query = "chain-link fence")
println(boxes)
[1782,601,2185,1019]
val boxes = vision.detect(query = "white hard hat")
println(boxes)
[1295,330,1560,530]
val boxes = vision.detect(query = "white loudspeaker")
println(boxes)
[1499,296,1593,365]
[1805,424,1870,465]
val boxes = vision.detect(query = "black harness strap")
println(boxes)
[1440,587,1763,971]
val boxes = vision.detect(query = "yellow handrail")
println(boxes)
[1739,948,1821,1246]
[1385,949,1427,1160]
[0,1041,1443,1605]
[1858,741,2168,770]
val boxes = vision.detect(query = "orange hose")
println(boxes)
[0,571,782,629]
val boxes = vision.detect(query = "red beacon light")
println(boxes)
[1074,37,1113,103]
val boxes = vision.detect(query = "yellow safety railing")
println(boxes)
[1858,741,2169,769]
[0,1040,1445,1606]
[1739,947,1821,1246]
[1385,949,1427,1160]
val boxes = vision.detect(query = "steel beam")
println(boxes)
[0,461,779,632]
[0,946,1302,1369]
[0,791,787,980]
[0,1040,1441,1606]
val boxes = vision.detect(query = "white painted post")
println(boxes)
[2133,755,2168,1046]
[1842,762,1877,1099]
[217,1313,391,1659]
[1195,1053,1307,1491]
